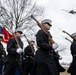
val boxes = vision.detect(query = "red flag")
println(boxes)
[2,27,13,43]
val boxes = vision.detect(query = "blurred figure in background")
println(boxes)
[23,40,35,75]
[53,51,65,75]
[4,28,24,75]
[67,33,76,75]
[0,34,6,74]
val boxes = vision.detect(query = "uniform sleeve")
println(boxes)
[53,51,60,60]
[36,30,52,50]
[0,43,4,54]
[2,50,6,57]
[7,39,17,55]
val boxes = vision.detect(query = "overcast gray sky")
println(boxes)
[35,0,76,63]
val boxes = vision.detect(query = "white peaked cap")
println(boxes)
[0,34,4,38]
[29,38,35,42]
[15,28,23,34]
[41,19,52,26]
[72,32,76,37]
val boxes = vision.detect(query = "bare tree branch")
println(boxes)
[0,0,44,36]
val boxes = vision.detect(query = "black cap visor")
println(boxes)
[43,22,52,26]
[17,31,23,34]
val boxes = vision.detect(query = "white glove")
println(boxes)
[52,43,58,50]
[16,48,23,54]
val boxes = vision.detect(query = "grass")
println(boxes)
[60,67,70,75]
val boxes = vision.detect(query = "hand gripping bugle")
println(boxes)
[31,15,55,45]
[23,34,35,53]
[58,28,74,40]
